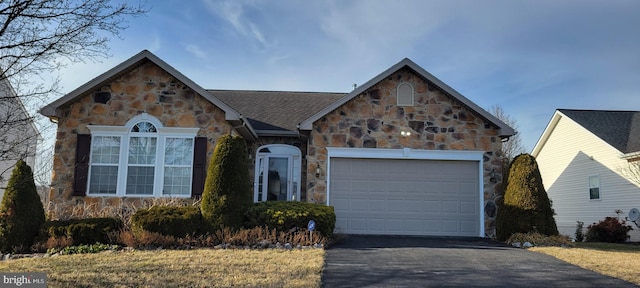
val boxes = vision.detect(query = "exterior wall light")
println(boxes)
[316,164,322,178]
[400,131,411,137]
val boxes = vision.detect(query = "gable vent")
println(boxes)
[397,82,414,106]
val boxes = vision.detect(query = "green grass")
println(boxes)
[0,249,324,288]
[531,242,640,285]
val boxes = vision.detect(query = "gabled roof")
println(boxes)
[532,109,640,156]
[211,90,345,136]
[39,50,257,140]
[0,76,40,140]
[298,58,515,138]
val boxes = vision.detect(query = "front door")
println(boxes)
[254,145,301,202]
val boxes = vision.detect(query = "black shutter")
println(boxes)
[191,137,207,198]
[73,134,91,196]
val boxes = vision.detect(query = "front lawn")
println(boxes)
[0,249,324,288]
[531,242,640,285]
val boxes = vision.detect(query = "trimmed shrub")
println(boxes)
[43,217,123,246]
[132,206,203,237]
[244,201,336,238]
[201,135,252,230]
[585,217,632,243]
[496,154,558,241]
[0,160,46,253]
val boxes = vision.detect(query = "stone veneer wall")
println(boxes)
[48,61,233,216]
[306,67,505,237]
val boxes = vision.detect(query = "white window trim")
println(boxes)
[86,113,198,198]
[589,175,601,201]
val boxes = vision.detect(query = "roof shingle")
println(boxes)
[559,109,640,154]
[209,90,346,133]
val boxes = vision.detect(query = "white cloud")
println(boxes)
[203,0,269,47]
[185,44,208,60]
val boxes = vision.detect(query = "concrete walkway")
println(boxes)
[321,235,638,287]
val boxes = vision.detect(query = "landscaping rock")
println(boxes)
[523,242,533,248]
[284,243,292,249]
[511,242,521,248]
[258,240,271,249]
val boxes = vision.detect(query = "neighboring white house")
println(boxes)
[0,76,39,202]
[532,109,640,241]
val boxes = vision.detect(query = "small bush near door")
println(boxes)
[244,201,336,238]
[585,217,632,243]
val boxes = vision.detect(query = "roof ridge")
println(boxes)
[206,89,347,94]
[559,108,640,113]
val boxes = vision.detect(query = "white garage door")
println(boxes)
[330,158,480,236]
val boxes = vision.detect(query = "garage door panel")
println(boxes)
[330,158,480,237]
[460,201,477,213]
[442,221,460,233]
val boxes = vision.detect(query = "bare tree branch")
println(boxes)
[489,105,526,163]
[0,0,148,183]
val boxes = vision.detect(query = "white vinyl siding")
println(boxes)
[535,114,640,240]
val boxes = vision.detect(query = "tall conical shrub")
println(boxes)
[0,159,45,252]
[201,135,252,230]
[496,153,558,241]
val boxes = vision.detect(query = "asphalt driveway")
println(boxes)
[321,235,638,287]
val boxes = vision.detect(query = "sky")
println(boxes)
[44,0,640,152]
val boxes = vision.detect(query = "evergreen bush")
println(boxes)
[244,201,336,237]
[201,135,252,230]
[575,221,585,242]
[43,217,123,246]
[131,206,203,237]
[0,160,45,253]
[496,154,558,241]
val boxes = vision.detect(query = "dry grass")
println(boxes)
[531,242,640,285]
[46,197,199,227]
[0,249,324,288]
[507,232,574,247]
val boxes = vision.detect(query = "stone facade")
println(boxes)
[45,54,508,237]
[305,67,504,237]
[49,61,233,215]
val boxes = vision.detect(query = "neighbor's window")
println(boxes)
[397,82,414,106]
[87,114,198,197]
[589,175,600,200]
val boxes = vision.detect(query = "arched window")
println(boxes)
[254,144,301,202]
[86,113,199,197]
[397,82,414,106]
